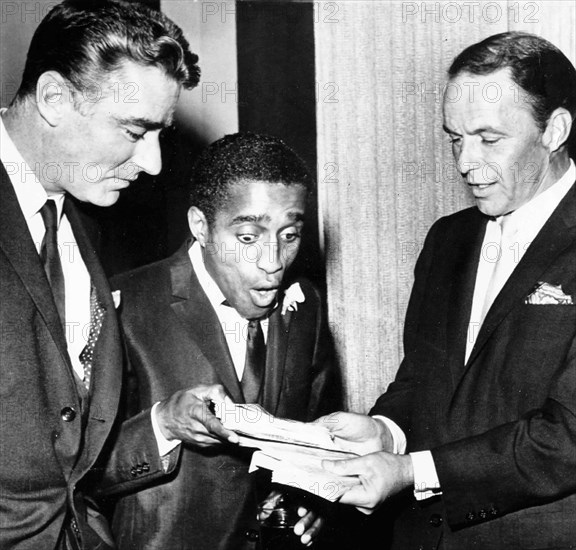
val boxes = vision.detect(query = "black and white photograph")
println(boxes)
[1,1,575,549]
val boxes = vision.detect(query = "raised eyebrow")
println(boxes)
[230,213,305,225]
[286,212,305,223]
[231,214,270,225]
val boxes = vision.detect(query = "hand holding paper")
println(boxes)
[156,384,239,447]
[217,403,361,501]
[322,451,414,515]
[314,411,395,454]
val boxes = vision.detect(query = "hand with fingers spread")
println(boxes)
[258,489,324,547]
[293,504,324,547]
[315,411,394,455]
[155,384,239,447]
[322,451,414,515]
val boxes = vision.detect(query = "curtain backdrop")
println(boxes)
[315,0,576,412]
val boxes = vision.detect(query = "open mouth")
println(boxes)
[251,287,279,304]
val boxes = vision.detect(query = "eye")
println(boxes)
[280,230,302,243]
[125,128,146,142]
[448,136,461,145]
[481,137,501,145]
[237,233,259,244]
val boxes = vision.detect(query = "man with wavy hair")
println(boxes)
[0,2,235,549]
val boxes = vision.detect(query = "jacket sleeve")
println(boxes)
[433,335,576,528]
[87,280,182,497]
[306,282,343,420]
[89,407,181,497]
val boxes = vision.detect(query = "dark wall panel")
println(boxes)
[236,1,323,285]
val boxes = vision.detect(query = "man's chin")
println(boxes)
[476,199,507,218]
[91,190,122,207]
[240,303,275,321]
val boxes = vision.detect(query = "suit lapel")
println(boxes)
[262,304,292,415]
[466,183,576,368]
[445,210,487,385]
[0,163,73,373]
[65,200,121,479]
[169,247,244,403]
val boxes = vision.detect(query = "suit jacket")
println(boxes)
[372,183,576,549]
[0,162,173,550]
[109,243,341,550]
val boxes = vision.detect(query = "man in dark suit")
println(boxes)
[110,133,341,550]
[319,32,576,549]
[0,2,237,549]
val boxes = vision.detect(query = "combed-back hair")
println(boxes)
[448,32,576,150]
[190,132,314,225]
[14,0,199,103]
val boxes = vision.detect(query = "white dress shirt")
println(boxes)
[382,159,576,500]
[1,110,91,382]
[189,240,269,379]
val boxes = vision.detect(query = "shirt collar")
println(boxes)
[188,240,229,311]
[502,159,575,234]
[0,108,65,222]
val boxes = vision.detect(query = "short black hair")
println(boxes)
[448,32,576,148]
[14,0,199,103]
[190,132,314,225]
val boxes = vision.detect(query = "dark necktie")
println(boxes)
[242,319,266,403]
[40,199,66,330]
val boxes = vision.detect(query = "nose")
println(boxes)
[132,131,162,176]
[257,239,283,275]
[455,137,480,176]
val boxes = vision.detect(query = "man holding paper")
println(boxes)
[320,32,576,550]
[110,133,341,549]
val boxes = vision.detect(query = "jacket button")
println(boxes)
[245,529,259,542]
[465,512,476,522]
[142,463,150,472]
[479,509,488,520]
[130,468,137,477]
[489,507,499,517]
[428,513,443,527]
[61,407,77,422]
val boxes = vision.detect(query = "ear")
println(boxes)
[542,107,572,152]
[187,206,209,246]
[35,71,75,127]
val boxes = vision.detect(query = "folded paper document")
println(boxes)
[217,403,361,501]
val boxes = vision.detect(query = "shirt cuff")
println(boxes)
[372,415,407,454]
[151,401,181,457]
[410,450,442,500]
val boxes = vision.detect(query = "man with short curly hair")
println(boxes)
[111,132,341,550]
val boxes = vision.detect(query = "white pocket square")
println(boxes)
[112,290,121,309]
[525,282,573,305]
